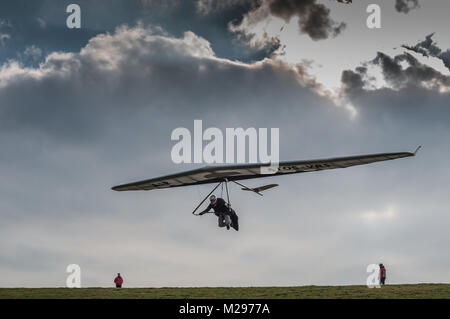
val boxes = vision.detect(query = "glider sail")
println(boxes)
[112,148,420,191]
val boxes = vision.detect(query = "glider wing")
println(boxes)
[112,148,419,191]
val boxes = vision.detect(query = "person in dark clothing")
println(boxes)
[199,195,238,231]
[379,264,387,285]
[114,273,123,288]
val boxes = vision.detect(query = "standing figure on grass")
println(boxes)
[379,264,387,285]
[114,273,124,288]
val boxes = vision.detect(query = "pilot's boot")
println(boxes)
[224,215,231,230]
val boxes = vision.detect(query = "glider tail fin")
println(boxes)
[241,183,279,196]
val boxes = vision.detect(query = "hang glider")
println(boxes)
[112,146,421,192]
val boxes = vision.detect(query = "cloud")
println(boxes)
[195,0,256,15]
[402,33,450,71]
[230,0,346,41]
[0,18,12,46]
[21,45,43,65]
[395,0,420,14]
[0,24,331,144]
[341,49,450,98]
[0,18,12,28]
[35,17,46,29]
[440,50,450,72]
[0,33,10,43]
[361,205,397,223]
[341,67,368,96]
[402,33,441,57]
[372,52,449,91]
[269,0,346,40]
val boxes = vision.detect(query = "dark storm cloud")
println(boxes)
[402,33,450,71]
[267,0,346,40]
[373,52,450,89]
[229,0,347,42]
[395,0,420,14]
[341,68,366,96]
[440,51,450,72]
[341,49,450,98]
[402,33,441,57]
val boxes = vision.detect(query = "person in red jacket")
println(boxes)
[379,264,387,285]
[114,273,123,288]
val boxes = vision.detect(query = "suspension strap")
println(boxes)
[224,178,231,209]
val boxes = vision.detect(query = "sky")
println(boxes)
[0,0,449,287]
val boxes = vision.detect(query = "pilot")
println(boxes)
[199,195,232,230]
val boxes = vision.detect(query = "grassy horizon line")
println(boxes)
[1,283,450,299]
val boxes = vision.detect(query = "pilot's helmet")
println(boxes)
[209,195,217,204]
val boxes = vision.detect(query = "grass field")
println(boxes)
[1,284,449,299]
